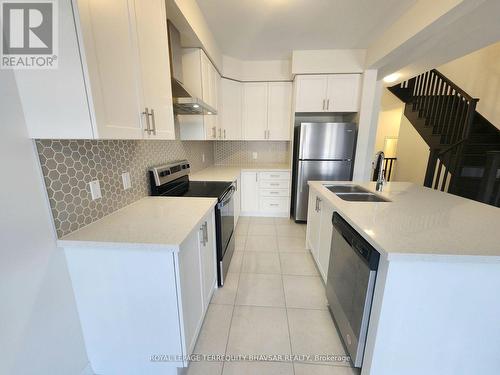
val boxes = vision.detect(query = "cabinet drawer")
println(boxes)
[259,180,290,189]
[260,189,289,197]
[259,171,290,180]
[260,197,289,213]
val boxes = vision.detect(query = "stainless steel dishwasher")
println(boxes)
[326,212,380,368]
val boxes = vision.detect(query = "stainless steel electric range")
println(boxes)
[149,160,235,286]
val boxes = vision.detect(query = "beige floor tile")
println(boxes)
[287,309,349,366]
[235,222,249,236]
[248,223,276,236]
[250,217,276,225]
[193,304,233,355]
[223,361,293,375]
[276,224,306,238]
[294,363,359,375]
[273,217,294,225]
[211,272,239,305]
[245,235,278,252]
[277,236,308,252]
[236,273,285,307]
[235,235,246,251]
[283,275,328,309]
[228,251,243,274]
[226,306,291,355]
[237,216,251,225]
[187,361,223,375]
[279,252,318,276]
[241,252,281,274]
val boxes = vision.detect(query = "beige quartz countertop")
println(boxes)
[308,181,500,261]
[58,197,217,250]
[190,164,291,182]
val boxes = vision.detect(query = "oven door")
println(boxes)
[216,185,235,286]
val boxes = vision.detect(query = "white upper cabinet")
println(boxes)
[267,82,292,140]
[294,74,361,113]
[220,78,242,140]
[134,0,175,139]
[242,83,269,140]
[179,48,220,141]
[18,0,175,139]
[294,75,329,112]
[242,82,292,141]
[326,74,361,112]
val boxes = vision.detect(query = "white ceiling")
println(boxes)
[195,0,417,60]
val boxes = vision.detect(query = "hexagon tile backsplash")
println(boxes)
[36,139,214,238]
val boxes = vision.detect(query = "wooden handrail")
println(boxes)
[431,69,479,102]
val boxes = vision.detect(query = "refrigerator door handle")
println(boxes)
[298,165,304,193]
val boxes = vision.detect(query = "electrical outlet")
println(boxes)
[122,172,131,190]
[252,152,258,160]
[202,153,205,163]
[89,180,102,200]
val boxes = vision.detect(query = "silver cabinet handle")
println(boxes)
[224,129,226,139]
[203,221,208,244]
[270,183,279,186]
[270,204,279,207]
[270,174,279,178]
[270,191,279,194]
[149,108,156,135]
[218,128,222,139]
[200,225,205,246]
[142,107,151,134]
[267,130,271,139]
[315,197,319,212]
[212,126,216,138]
[255,173,258,182]
[322,99,326,110]
[327,99,330,111]
[317,198,322,212]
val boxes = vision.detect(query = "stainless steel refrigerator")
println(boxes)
[292,122,357,222]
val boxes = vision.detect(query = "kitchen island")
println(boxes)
[307,181,500,375]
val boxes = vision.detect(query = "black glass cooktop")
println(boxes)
[159,180,232,200]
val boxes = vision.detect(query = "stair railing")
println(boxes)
[411,69,479,145]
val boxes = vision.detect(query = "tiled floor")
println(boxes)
[187,217,360,375]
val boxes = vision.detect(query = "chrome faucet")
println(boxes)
[373,151,385,192]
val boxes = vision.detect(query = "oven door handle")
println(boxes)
[217,186,235,208]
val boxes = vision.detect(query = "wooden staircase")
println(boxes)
[389,69,500,207]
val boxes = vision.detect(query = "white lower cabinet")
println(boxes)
[241,170,291,217]
[306,188,334,283]
[63,210,217,375]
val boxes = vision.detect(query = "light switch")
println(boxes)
[122,172,131,190]
[252,152,258,160]
[89,180,102,200]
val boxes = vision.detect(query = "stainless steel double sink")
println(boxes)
[324,184,391,202]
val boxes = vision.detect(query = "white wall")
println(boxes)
[0,70,89,374]
[374,90,404,153]
[353,70,383,181]
[222,55,291,81]
[393,115,430,184]
[439,41,500,130]
[291,49,366,75]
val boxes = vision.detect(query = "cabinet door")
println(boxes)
[17,0,93,139]
[294,75,328,112]
[77,0,144,139]
[242,83,268,140]
[178,227,204,355]
[221,78,242,140]
[326,74,361,112]
[306,192,321,262]
[267,82,292,140]
[134,0,175,139]
[318,202,334,283]
[241,172,259,213]
[200,213,216,309]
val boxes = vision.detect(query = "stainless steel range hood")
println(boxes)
[168,22,216,115]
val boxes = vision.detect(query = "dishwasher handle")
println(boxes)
[332,212,380,271]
